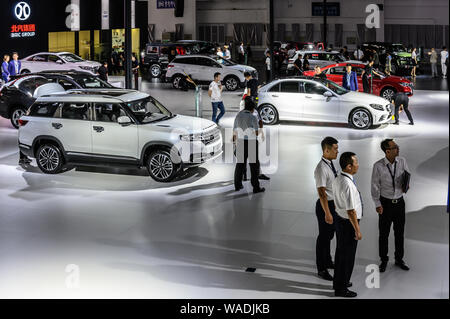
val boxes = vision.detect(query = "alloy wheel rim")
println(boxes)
[260,106,275,123]
[38,147,59,171]
[151,65,161,77]
[150,153,173,180]
[12,109,25,126]
[383,89,394,100]
[174,77,181,88]
[226,78,237,90]
[352,111,370,128]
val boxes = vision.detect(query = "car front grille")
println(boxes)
[202,127,221,145]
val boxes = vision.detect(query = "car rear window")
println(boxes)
[29,102,60,118]
[173,57,195,64]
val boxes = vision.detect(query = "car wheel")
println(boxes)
[10,107,26,129]
[224,76,239,91]
[147,149,178,182]
[350,108,372,130]
[381,87,396,101]
[151,64,162,78]
[36,144,64,174]
[259,104,279,125]
[172,75,183,89]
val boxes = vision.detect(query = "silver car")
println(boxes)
[257,77,393,130]
[288,50,362,71]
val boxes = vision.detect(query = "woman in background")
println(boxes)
[2,55,11,84]
[411,48,417,78]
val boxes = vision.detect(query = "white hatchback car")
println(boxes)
[166,55,257,91]
[257,77,393,130]
[18,89,223,182]
[21,52,101,75]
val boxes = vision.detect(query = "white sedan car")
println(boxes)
[257,77,393,130]
[20,52,101,75]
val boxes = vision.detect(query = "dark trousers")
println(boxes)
[134,71,139,90]
[379,197,406,262]
[266,70,271,83]
[362,78,370,93]
[333,216,359,292]
[315,200,337,272]
[234,139,260,191]
[394,104,414,124]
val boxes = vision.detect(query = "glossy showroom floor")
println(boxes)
[0,81,448,298]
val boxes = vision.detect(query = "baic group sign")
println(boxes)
[10,1,36,38]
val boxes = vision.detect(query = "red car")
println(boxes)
[303,63,414,100]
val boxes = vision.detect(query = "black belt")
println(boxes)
[381,196,403,204]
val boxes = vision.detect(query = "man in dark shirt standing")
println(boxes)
[294,54,303,76]
[97,61,109,82]
[392,92,414,125]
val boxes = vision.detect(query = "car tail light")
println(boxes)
[18,119,28,126]
[289,59,294,63]
[167,64,174,68]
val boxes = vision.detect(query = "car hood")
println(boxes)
[384,75,411,83]
[228,64,256,73]
[71,60,102,67]
[149,114,216,134]
[340,91,389,105]
[393,52,411,58]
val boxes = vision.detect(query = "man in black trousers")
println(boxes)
[392,92,414,125]
[332,152,363,297]
[233,97,265,194]
[371,139,411,272]
[313,137,339,281]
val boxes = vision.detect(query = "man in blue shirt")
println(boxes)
[342,64,358,91]
[8,52,21,76]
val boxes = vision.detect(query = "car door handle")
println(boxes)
[305,96,313,99]
[52,123,63,129]
[271,95,279,97]
[93,126,104,133]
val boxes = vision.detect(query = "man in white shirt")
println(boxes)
[332,152,362,298]
[265,52,271,83]
[353,46,364,61]
[314,137,339,282]
[238,42,245,64]
[441,46,448,78]
[371,139,410,273]
[223,45,231,60]
[208,72,225,124]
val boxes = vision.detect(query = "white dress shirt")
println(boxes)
[371,156,409,207]
[332,172,363,220]
[314,157,338,200]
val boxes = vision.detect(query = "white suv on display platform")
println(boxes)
[20,52,102,75]
[165,55,258,91]
[18,89,223,182]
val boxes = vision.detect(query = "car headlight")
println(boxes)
[400,82,411,87]
[141,50,145,58]
[370,104,384,111]
[79,66,94,71]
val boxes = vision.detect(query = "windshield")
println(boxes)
[125,96,173,124]
[390,44,407,52]
[320,79,349,95]
[60,53,84,63]
[74,76,113,88]
[211,55,237,66]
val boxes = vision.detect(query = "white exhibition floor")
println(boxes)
[0,86,448,299]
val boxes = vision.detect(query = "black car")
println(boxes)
[362,42,415,75]
[0,71,115,128]
[140,40,217,78]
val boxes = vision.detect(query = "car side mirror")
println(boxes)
[118,116,132,126]
[323,91,333,98]
[56,60,64,64]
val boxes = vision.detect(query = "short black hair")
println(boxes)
[12,52,18,56]
[214,72,221,79]
[244,71,251,77]
[346,64,352,67]
[321,136,338,151]
[244,96,256,111]
[381,139,394,153]
[339,152,356,170]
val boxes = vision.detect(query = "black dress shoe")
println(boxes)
[253,187,266,194]
[395,260,410,271]
[317,270,333,281]
[393,122,399,125]
[408,122,414,125]
[379,261,388,273]
[235,185,244,191]
[335,289,357,298]
[258,174,270,180]
[347,282,353,288]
